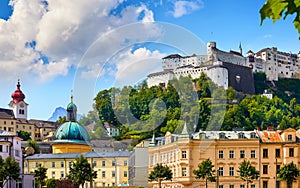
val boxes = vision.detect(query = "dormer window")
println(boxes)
[288,134,293,141]
[250,132,256,139]
[219,133,225,139]
[238,132,245,139]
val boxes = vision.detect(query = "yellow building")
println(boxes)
[23,96,130,187]
[149,127,260,188]
[148,126,300,188]
[257,127,300,188]
[24,151,130,187]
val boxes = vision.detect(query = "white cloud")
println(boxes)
[172,0,203,18]
[0,0,157,83]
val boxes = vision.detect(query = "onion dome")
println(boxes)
[54,121,90,144]
[67,95,77,122]
[11,80,25,103]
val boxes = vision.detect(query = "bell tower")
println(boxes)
[8,80,28,119]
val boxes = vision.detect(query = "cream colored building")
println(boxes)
[148,126,300,188]
[24,151,130,187]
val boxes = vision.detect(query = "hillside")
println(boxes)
[254,72,300,103]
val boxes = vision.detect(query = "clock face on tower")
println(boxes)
[20,103,24,108]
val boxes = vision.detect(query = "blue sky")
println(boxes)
[0,0,299,120]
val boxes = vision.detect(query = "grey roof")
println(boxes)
[24,151,131,160]
[0,130,15,137]
[192,130,258,140]
[0,108,15,119]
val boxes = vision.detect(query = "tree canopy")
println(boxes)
[0,156,20,188]
[237,160,260,188]
[68,155,97,188]
[17,130,31,141]
[193,159,216,188]
[278,162,300,188]
[34,164,47,188]
[260,0,300,39]
[149,163,173,188]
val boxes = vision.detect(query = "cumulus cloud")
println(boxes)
[172,0,203,18]
[0,0,157,83]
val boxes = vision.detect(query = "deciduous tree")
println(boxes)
[278,162,300,188]
[68,155,97,188]
[193,159,216,188]
[149,163,172,188]
[0,156,20,188]
[34,164,47,188]
[237,160,259,188]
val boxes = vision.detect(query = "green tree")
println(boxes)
[260,0,300,38]
[68,155,97,188]
[45,178,57,188]
[193,159,216,188]
[0,156,20,188]
[148,163,173,188]
[278,162,300,188]
[237,160,260,188]
[34,164,47,188]
[26,140,40,154]
[17,130,31,141]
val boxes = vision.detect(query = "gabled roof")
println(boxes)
[0,108,15,119]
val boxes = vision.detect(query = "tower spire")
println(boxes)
[67,91,77,122]
[239,42,242,55]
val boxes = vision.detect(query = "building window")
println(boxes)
[263,149,268,158]
[124,171,128,177]
[229,167,234,176]
[263,165,268,174]
[182,151,187,158]
[0,145,2,152]
[250,132,256,138]
[219,133,225,139]
[276,181,280,188]
[93,161,97,167]
[102,161,106,167]
[276,165,280,174]
[229,150,234,158]
[52,162,55,168]
[124,160,127,166]
[240,150,245,158]
[3,121,6,125]
[251,150,255,158]
[218,167,223,176]
[263,181,268,188]
[112,171,115,178]
[69,162,72,167]
[112,161,115,166]
[219,150,224,158]
[60,162,64,168]
[238,132,245,139]
[182,167,187,176]
[288,134,292,141]
[52,171,55,178]
[251,185,255,188]
[230,185,234,188]
[240,185,245,188]
[275,149,280,158]
[218,186,223,188]
[61,171,64,178]
[35,162,39,167]
[289,148,294,157]
[102,171,106,178]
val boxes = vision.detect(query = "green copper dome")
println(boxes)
[54,122,90,144]
[67,101,77,111]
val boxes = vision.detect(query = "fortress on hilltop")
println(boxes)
[147,42,300,93]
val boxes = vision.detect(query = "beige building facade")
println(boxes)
[148,127,300,188]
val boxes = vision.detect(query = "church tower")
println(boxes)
[9,80,28,119]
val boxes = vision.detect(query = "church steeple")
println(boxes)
[239,42,242,55]
[66,94,77,122]
[9,79,28,119]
